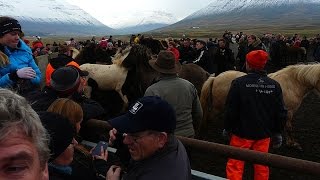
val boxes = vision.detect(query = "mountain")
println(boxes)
[151,0,320,36]
[0,0,115,36]
[115,11,178,34]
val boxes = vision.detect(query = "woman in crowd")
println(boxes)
[47,98,83,133]
[0,16,41,94]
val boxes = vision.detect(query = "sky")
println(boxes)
[66,0,212,28]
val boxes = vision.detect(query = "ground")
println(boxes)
[190,92,320,180]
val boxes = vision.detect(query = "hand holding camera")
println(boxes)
[91,141,108,160]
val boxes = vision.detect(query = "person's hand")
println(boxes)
[16,67,36,79]
[91,146,108,161]
[109,128,118,146]
[272,134,283,149]
[106,165,121,180]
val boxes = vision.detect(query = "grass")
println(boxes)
[24,26,320,44]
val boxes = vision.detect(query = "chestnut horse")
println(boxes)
[200,64,320,149]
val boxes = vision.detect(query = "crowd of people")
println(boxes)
[3,15,320,180]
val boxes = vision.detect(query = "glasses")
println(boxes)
[123,131,157,143]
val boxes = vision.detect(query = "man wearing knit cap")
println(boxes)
[26,66,111,142]
[223,50,287,180]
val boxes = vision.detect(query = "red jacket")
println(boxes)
[32,41,44,49]
[169,47,180,62]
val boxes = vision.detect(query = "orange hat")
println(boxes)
[246,50,268,70]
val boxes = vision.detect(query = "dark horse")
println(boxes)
[75,41,114,65]
[121,45,210,103]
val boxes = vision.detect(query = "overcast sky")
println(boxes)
[66,0,212,28]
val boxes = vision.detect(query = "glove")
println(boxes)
[272,134,283,149]
[16,67,36,79]
[222,129,231,141]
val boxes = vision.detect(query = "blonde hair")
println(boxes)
[47,98,83,126]
[0,51,9,67]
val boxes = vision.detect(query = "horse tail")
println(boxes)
[199,76,215,134]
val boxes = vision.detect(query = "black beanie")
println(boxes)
[50,66,80,96]
[0,19,22,36]
[39,112,74,162]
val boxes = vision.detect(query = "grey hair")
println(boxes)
[0,89,50,168]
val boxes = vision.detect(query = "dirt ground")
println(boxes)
[190,92,320,180]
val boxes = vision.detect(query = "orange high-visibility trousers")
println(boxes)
[226,135,270,180]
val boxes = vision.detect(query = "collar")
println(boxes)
[247,70,267,76]
[159,74,178,80]
[48,162,72,175]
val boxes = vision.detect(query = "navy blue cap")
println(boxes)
[109,96,176,133]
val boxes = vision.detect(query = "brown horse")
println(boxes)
[121,45,210,103]
[200,64,320,150]
[282,46,306,65]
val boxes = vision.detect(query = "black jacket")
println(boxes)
[193,47,214,74]
[178,46,195,64]
[49,54,74,69]
[25,87,106,122]
[224,72,287,140]
[214,47,235,75]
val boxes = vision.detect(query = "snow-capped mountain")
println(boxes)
[0,0,114,36]
[186,0,320,20]
[113,11,177,34]
[154,0,320,34]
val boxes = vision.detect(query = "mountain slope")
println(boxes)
[152,0,320,35]
[0,0,115,36]
[114,10,177,34]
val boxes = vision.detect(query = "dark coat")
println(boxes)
[214,47,235,75]
[193,47,214,74]
[224,71,287,140]
[178,46,195,64]
[25,87,106,123]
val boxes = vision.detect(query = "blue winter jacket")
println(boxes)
[0,39,41,87]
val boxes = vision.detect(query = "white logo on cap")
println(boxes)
[129,101,143,114]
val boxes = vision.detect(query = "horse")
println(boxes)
[70,47,80,59]
[120,44,211,103]
[200,64,320,150]
[75,42,114,65]
[139,37,167,55]
[282,46,306,65]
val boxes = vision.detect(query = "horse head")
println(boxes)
[140,38,166,55]
[121,45,157,103]
[121,45,153,70]
[74,42,97,65]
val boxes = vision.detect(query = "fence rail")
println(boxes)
[177,136,320,176]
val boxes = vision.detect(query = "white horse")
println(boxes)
[79,47,130,109]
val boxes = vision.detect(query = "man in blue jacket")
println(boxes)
[0,16,41,94]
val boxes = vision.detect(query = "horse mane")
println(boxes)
[112,45,132,65]
[140,38,166,55]
[121,44,153,70]
[270,63,320,87]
